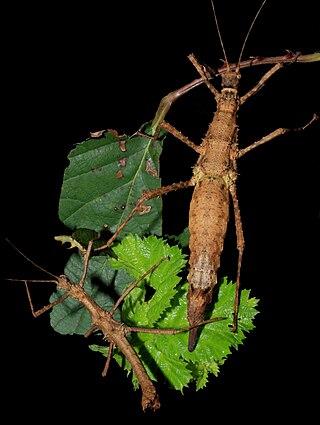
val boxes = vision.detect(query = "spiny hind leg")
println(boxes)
[229,184,245,332]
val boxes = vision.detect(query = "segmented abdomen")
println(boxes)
[187,178,230,350]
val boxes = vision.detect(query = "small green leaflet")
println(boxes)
[89,234,259,392]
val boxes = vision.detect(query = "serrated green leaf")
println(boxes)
[102,235,259,392]
[49,234,258,391]
[109,234,188,326]
[58,122,166,236]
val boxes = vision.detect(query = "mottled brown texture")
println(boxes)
[57,275,161,411]
[187,75,240,351]
[185,60,317,350]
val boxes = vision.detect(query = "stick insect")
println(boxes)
[6,238,223,411]
[93,0,318,351]
[4,0,318,412]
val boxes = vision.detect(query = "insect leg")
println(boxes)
[229,183,245,332]
[160,121,201,152]
[24,281,69,318]
[95,180,192,251]
[188,53,220,98]
[238,114,318,158]
[109,256,170,317]
[151,77,204,132]
[240,62,283,104]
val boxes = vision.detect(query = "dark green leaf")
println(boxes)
[49,252,132,335]
[58,122,166,237]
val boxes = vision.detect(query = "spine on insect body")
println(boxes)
[187,77,240,351]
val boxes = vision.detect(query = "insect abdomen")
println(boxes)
[187,179,230,351]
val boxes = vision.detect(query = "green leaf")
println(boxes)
[167,227,190,248]
[49,252,132,335]
[102,235,259,391]
[52,117,259,394]
[58,122,166,236]
[109,234,188,326]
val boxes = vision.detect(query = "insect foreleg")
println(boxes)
[188,53,220,98]
[240,62,283,104]
[238,114,318,158]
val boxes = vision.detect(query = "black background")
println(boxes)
[1,0,319,422]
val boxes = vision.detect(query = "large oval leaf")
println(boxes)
[58,122,166,237]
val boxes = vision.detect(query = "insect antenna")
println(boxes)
[5,237,58,279]
[210,0,229,70]
[237,0,268,69]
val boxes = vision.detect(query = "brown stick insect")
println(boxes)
[6,238,222,411]
[5,240,163,410]
[94,0,319,351]
[3,0,319,412]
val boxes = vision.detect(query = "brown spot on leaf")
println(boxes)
[90,129,105,138]
[115,170,123,179]
[119,139,127,152]
[108,128,119,137]
[146,159,158,177]
[119,157,127,167]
